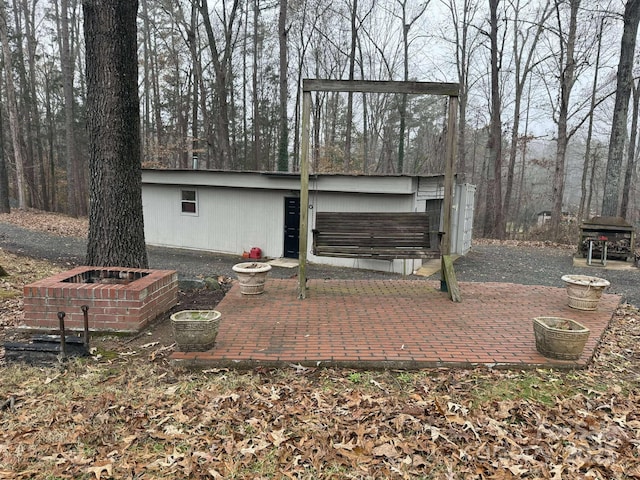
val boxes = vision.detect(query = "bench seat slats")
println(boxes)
[312,212,439,260]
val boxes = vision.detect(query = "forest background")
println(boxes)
[0,0,638,242]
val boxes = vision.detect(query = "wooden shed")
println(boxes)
[141,169,475,274]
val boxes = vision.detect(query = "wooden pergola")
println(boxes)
[297,79,460,301]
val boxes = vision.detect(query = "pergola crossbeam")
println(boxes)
[303,79,459,96]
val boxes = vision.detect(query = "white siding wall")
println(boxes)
[143,185,287,257]
[141,172,474,274]
[416,177,445,200]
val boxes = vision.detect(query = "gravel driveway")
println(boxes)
[1,222,638,306]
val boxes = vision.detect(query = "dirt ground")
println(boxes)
[92,285,229,356]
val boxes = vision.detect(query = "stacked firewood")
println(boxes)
[582,237,633,260]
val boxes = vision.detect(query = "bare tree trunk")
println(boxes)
[141,0,151,164]
[550,0,579,239]
[0,74,10,213]
[515,80,532,232]
[59,0,82,216]
[602,0,640,216]
[621,76,640,219]
[586,145,601,216]
[0,3,27,209]
[43,64,57,210]
[84,0,148,268]
[578,16,604,223]
[141,2,163,165]
[11,0,34,207]
[277,0,289,171]
[396,0,428,175]
[241,1,248,169]
[483,0,503,239]
[503,0,550,233]
[189,4,199,169]
[344,0,357,171]
[357,33,369,173]
[251,0,260,170]
[199,0,240,170]
[21,0,48,210]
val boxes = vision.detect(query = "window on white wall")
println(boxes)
[181,189,198,215]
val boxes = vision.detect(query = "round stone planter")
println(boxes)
[170,310,221,352]
[533,316,590,360]
[232,262,272,295]
[561,274,610,311]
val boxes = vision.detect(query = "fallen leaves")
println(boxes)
[1,217,640,477]
[3,354,638,478]
[0,208,87,238]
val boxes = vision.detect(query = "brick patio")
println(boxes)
[170,279,620,370]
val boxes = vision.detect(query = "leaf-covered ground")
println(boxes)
[0,209,88,239]
[1,210,640,479]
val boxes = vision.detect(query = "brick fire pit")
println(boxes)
[22,266,178,333]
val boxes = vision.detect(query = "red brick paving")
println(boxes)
[170,279,620,370]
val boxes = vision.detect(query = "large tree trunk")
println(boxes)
[602,0,640,216]
[84,0,148,268]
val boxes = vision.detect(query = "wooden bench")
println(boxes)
[312,212,439,259]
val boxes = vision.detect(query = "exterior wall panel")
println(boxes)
[143,185,287,258]
[141,170,474,274]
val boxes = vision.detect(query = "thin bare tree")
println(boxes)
[502,0,551,235]
[441,0,481,183]
[199,0,241,170]
[483,0,504,238]
[277,0,289,171]
[548,0,580,238]
[0,2,27,209]
[620,75,640,219]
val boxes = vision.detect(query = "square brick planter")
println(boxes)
[23,266,178,333]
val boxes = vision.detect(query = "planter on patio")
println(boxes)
[232,262,272,295]
[171,310,221,352]
[533,316,590,360]
[561,274,610,311]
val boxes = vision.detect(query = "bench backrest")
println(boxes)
[313,212,437,259]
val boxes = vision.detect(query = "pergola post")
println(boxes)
[440,95,461,302]
[298,89,311,299]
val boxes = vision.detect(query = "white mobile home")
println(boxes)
[141,169,475,274]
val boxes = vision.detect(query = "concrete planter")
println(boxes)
[232,262,272,295]
[561,274,610,311]
[171,310,221,351]
[533,316,590,360]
